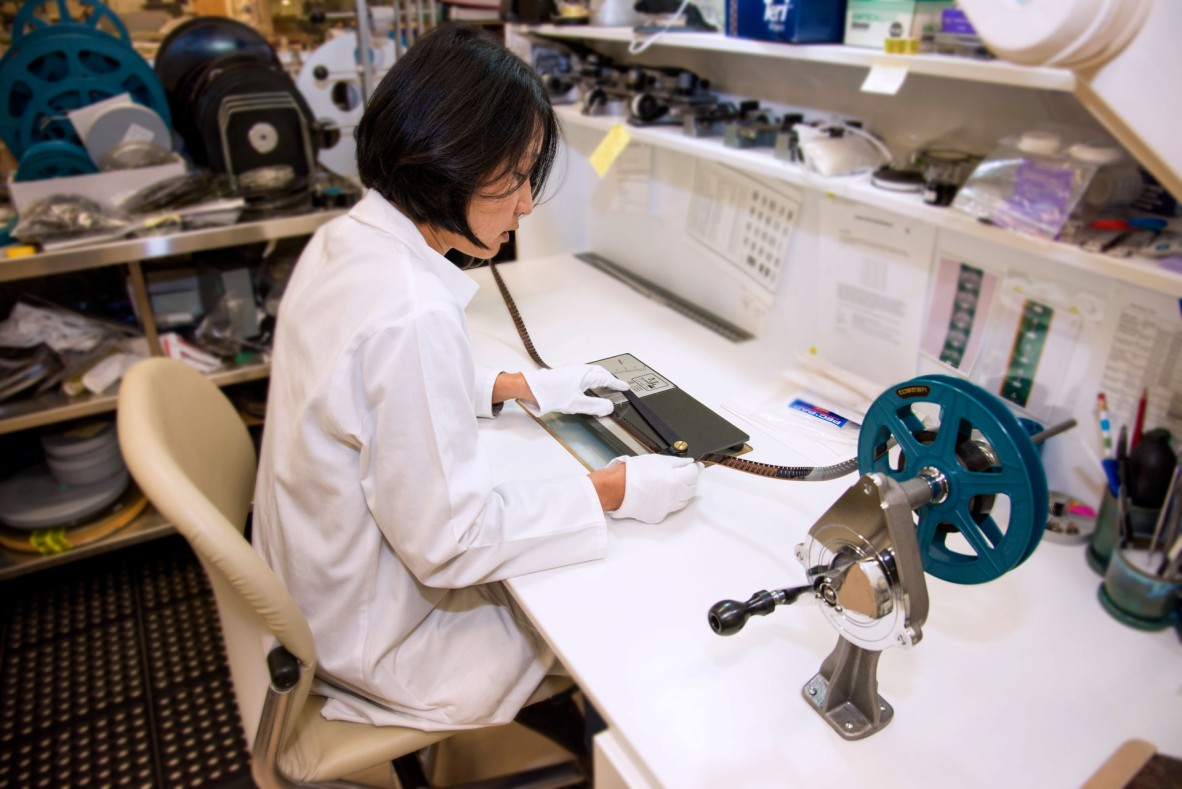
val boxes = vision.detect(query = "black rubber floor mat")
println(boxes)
[0,536,253,788]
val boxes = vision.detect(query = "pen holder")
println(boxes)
[1086,488,1160,575]
[1098,547,1182,631]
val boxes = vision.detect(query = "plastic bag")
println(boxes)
[194,291,250,358]
[11,195,131,244]
[951,126,1126,240]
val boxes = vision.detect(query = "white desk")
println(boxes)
[467,254,1182,789]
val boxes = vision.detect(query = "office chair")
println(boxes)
[117,358,584,788]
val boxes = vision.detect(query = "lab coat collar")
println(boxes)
[349,190,479,307]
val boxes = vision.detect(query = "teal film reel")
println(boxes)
[15,140,98,181]
[0,26,169,158]
[857,375,1048,585]
[12,0,130,43]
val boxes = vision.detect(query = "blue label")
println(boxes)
[788,399,853,428]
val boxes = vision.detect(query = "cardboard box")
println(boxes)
[9,160,188,216]
[843,0,954,50]
[727,0,847,44]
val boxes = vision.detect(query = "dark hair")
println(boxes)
[355,24,560,250]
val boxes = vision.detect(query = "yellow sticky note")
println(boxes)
[589,123,633,178]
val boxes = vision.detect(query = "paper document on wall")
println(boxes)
[815,197,935,387]
[609,142,652,215]
[1097,293,1182,442]
[686,160,802,300]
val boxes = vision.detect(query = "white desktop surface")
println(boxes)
[466,254,1182,789]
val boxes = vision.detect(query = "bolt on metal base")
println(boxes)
[801,637,894,741]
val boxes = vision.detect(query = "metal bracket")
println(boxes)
[802,639,893,741]
[798,473,932,738]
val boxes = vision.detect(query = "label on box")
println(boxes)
[727,0,847,43]
[844,0,953,49]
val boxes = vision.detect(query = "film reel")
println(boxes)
[15,140,98,181]
[856,374,1048,585]
[0,26,170,158]
[83,102,172,164]
[295,34,396,176]
[189,59,317,180]
[154,16,280,96]
[12,0,130,43]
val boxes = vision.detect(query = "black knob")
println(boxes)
[708,590,778,636]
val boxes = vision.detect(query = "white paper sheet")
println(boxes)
[1098,293,1182,442]
[609,142,652,215]
[861,64,909,95]
[66,93,133,140]
[814,197,936,388]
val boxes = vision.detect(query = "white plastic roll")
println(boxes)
[296,34,396,177]
[956,0,1151,69]
[960,0,1181,208]
[956,0,1108,66]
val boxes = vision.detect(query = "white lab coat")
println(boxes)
[252,191,608,730]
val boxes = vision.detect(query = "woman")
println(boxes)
[252,23,702,732]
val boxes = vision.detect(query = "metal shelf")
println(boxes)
[0,360,271,436]
[0,505,174,582]
[0,208,346,283]
[523,24,1075,92]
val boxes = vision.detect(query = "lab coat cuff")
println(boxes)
[576,476,609,531]
[474,364,501,419]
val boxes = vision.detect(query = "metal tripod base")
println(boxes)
[801,637,893,740]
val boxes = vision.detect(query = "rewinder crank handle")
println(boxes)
[708,585,815,636]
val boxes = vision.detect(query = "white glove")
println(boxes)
[607,454,703,524]
[521,364,629,417]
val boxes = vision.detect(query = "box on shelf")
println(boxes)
[843,0,954,50]
[8,160,188,217]
[726,0,847,44]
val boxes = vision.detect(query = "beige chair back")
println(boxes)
[117,358,317,748]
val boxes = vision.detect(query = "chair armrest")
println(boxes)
[267,645,301,692]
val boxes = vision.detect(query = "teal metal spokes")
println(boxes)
[858,375,1048,584]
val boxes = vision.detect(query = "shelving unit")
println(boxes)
[519,24,1180,297]
[557,106,1182,297]
[0,208,346,580]
[525,24,1076,91]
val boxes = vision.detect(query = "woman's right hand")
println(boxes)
[592,455,704,524]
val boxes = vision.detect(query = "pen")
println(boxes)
[1096,393,1114,459]
[1131,388,1147,448]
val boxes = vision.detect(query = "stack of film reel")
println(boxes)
[155,17,332,214]
[0,0,174,182]
[0,419,149,555]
